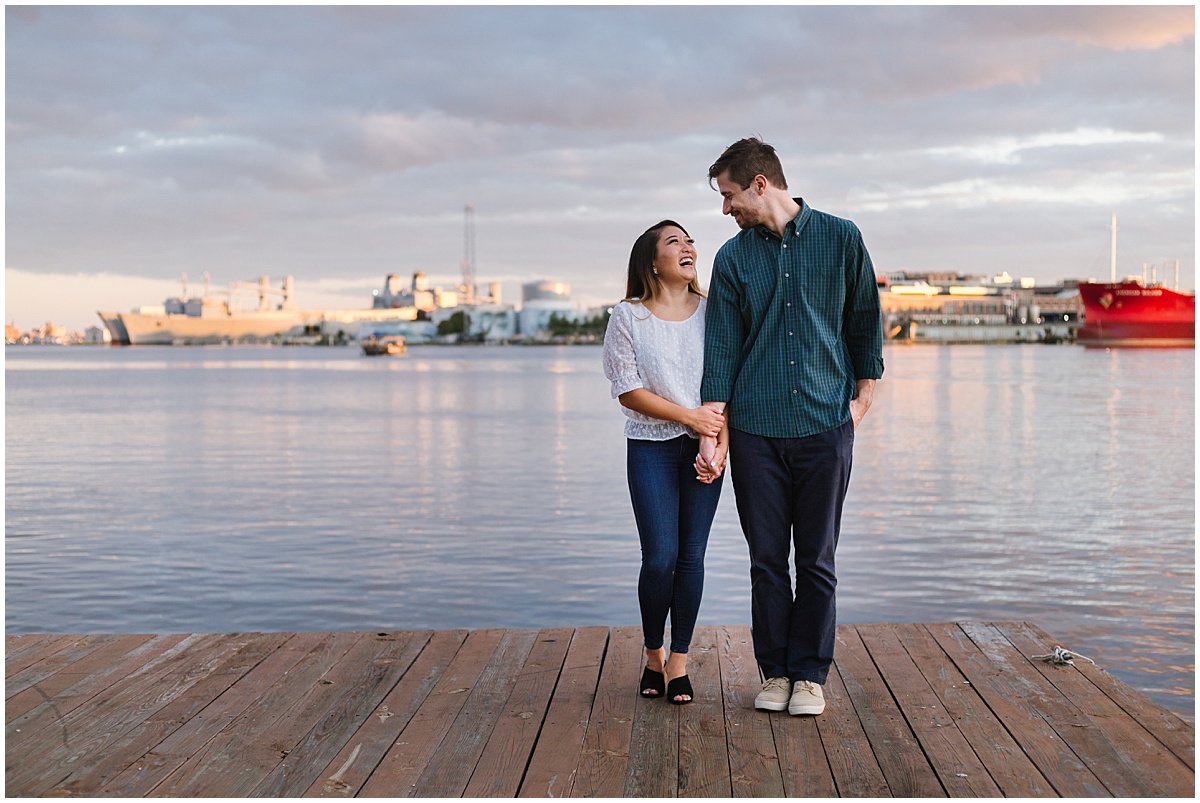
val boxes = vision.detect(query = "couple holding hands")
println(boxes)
[602,137,884,713]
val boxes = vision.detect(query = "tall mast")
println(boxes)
[1109,213,1117,282]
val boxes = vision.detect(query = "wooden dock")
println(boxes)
[5,622,1194,797]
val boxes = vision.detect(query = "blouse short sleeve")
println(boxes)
[602,303,643,399]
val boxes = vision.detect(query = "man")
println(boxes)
[698,137,883,716]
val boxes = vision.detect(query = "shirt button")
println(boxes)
[787,302,791,306]
[784,273,789,277]
[783,244,788,249]
[788,331,793,336]
[790,360,795,365]
[792,389,798,394]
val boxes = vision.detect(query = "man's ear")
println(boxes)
[753,174,769,194]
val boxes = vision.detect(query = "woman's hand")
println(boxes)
[684,406,725,438]
[695,437,727,483]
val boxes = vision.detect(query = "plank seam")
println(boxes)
[849,625,948,796]
[983,621,1185,797]
[138,632,304,796]
[1012,620,1195,771]
[889,624,1011,796]
[468,627,577,797]
[352,629,473,796]
[927,622,1099,797]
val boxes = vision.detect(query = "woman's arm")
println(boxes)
[618,388,724,437]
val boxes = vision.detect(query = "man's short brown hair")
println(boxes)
[708,137,788,191]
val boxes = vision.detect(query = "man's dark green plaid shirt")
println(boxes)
[701,199,884,439]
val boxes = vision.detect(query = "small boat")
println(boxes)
[361,334,407,356]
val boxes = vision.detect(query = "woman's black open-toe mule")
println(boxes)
[666,674,694,705]
[639,665,666,698]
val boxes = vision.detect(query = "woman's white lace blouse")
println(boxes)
[602,298,707,441]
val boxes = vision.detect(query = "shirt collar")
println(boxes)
[756,197,810,241]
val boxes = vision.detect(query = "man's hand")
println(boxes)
[697,435,718,473]
[849,379,875,430]
[695,440,727,483]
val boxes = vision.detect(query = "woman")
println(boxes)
[602,220,729,705]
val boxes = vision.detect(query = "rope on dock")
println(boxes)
[1032,645,1096,666]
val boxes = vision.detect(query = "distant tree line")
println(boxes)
[547,310,610,337]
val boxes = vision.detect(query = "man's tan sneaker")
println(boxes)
[788,680,826,715]
[754,677,792,711]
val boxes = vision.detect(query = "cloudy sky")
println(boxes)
[5,4,1195,331]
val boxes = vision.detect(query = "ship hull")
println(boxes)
[118,311,304,345]
[114,307,421,345]
[1077,282,1195,348]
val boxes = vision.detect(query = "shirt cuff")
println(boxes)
[853,355,885,381]
[610,377,644,399]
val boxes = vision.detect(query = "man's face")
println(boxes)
[715,171,766,230]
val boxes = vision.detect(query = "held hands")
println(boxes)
[694,435,726,484]
[685,405,725,438]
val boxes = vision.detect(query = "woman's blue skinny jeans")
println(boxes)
[627,435,724,655]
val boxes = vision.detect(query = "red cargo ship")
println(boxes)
[1077,280,1195,347]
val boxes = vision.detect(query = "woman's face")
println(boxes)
[653,226,698,287]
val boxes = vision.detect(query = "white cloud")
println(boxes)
[922,128,1166,165]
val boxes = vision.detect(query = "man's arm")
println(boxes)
[843,226,884,429]
[699,250,744,468]
[700,250,744,408]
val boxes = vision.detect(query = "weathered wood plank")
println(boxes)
[3,633,55,659]
[251,631,434,797]
[3,622,1190,799]
[896,623,1056,797]
[925,622,1110,796]
[717,624,784,797]
[814,660,891,796]
[303,630,468,797]
[6,633,159,724]
[518,626,607,798]
[5,634,123,697]
[4,634,81,677]
[52,633,293,796]
[357,628,506,796]
[624,651,677,798]
[960,621,1164,798]
[990,621,1194,797]
[406,628,540,796]
[6,633,245,796]
[104,633,320,797]
[1024,621,1195,771]
[857,623,1000,796]
[571,626,642,798]
[149,631,365,797]
[462,628,574,797]
[835,626,946,797]
[678,627,733,798]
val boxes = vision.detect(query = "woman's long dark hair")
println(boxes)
[624,220,704,305]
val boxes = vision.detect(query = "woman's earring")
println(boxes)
[652,267,659,275]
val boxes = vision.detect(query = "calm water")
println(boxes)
[5,344,1195,719]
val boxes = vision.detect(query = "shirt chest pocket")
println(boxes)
[790,263,846,314]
